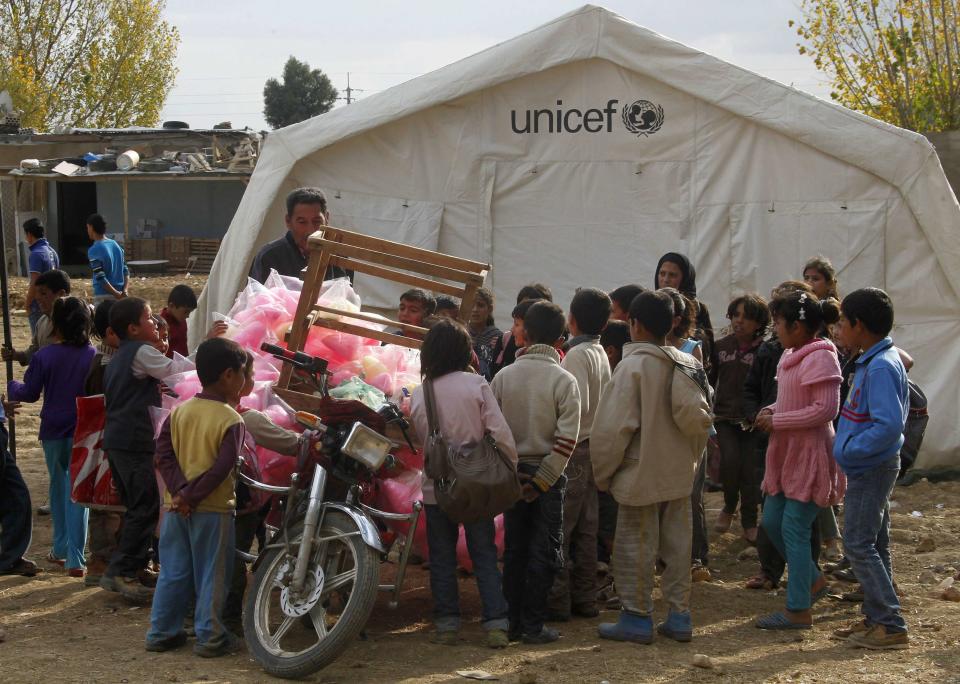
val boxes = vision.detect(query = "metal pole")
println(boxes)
[0,212,17,459]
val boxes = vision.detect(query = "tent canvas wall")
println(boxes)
[195,4,960,470]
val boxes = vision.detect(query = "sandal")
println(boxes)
[755,612,812,630]
[746,574,775,590]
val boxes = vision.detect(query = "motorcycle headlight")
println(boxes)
[340,422,392,470]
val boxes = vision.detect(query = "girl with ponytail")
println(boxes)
[752,291,843,630]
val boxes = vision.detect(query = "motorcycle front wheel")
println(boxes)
[244,510,381,679]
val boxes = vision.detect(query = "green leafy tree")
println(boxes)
[263,56,338,129]
[792,0,960,132]
[0,0,180,129]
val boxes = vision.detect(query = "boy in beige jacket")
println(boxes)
[591,291,712,644]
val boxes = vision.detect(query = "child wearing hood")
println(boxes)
[654,252,717,381]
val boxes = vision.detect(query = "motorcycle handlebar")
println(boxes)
[260,343,329,375]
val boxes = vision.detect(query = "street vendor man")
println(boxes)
[249,187,352,284]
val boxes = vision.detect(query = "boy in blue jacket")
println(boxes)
[833,288,909,650]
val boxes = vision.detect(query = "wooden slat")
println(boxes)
[312,317,422,350]
[311,226,488,274]
[311,305,427,336]
[279,245,329,388]
[316,239,485,286]
[329,257,465,297]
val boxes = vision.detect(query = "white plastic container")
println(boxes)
[116,149,140,171]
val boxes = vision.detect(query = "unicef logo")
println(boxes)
[622,100,664,137]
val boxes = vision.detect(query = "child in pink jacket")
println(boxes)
[753,291,843,631]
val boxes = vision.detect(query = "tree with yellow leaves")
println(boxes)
[0,0,180,130]
[793,0,960,132]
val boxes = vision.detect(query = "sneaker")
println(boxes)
[486,629,509,649]
[848,624,909,650]
[714,511,733,533]
[429,630,458,646]
[598,612,653,644]
[117,576,155,605]
[833,567,859,583]
[656,611,693,642]
[138,567,159,588]
[145,631,188,653]
[0,558,40,577]
[194,632,244,658]
[832,619,871,640]
[691,564,712,583]
[522,626,560,644]
[37,503,50,516]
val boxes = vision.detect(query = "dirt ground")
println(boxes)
[1,275,959,683]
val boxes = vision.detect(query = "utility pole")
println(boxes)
[340,72,364,105]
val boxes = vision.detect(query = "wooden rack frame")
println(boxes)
[277,226,489,392]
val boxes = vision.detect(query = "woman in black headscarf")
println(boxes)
[654,252,717,383]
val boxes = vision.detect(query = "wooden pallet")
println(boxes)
[186,239,220,273]
[276,225,489,396]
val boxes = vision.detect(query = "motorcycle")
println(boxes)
[238,343,422,679]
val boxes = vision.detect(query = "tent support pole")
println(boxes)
[0,200,16,459]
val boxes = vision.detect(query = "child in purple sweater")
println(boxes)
[8,298,96,575]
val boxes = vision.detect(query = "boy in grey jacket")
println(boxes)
[591,291,712,644]
[548,288,612,620]
[492,301,580,644]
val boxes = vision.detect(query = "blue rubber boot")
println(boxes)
[657,610,693,642]
[597,611,653,644]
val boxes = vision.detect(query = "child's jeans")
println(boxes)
[614,497,691,617]
[425,504,509,633]
[147,511,235,647]
[715,421,762,529]
[690,452,709,566]
[42,438,89,569]
[757,514,821,586]
[106,449,159,579]
[843,456,906,632]
[0,423,32,571]
[760,493,820,611]
[548,441,598,615]
[503,464,565,636]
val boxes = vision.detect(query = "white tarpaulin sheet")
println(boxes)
[195,5,960,469]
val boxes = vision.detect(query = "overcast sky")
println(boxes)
[159,0,827,131]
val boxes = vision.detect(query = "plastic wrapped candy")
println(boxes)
[262,403,296,430]
[373,470,428,558]
[256,445,297,489]
[329,376,386,410]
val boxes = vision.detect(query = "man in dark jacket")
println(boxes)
[248,187,350,284]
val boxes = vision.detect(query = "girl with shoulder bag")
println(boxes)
[410,319,519,649]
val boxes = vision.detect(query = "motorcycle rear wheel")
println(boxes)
[244,510,381,678]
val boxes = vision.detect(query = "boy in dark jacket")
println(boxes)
[100,298,175,603]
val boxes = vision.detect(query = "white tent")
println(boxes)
[196,4,960,470]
